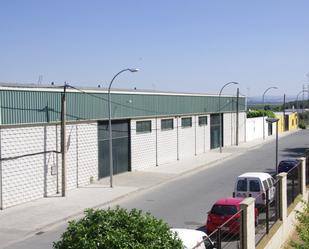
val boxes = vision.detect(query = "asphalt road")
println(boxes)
[4,130,309,249]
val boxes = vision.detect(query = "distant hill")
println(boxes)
[248,95,301,104]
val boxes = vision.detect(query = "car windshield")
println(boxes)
[211,205,238,215]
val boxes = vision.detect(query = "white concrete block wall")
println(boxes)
[157,118,177,165]
[178,116,195,159]
[65,125,77,190]
[131,119,156,170]
[246,117,269,141]
[1,122,98,208]
[1,126,45,208]
[196,115,210,154]
[45,125,58,196]
[223,113,235,147]
[238,112,246,143]
[76,123,98,186]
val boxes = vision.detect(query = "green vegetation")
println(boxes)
[290,201,309,248]
[53,207,183,249]
[298,120,306,129]
[247,109,276,118]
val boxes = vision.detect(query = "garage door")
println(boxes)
[98,120,130,178]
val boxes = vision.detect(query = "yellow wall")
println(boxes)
[275,114,285,133]
[288,112,298,130]
[275,112,298,132]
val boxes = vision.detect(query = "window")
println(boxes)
[237,179,247,192]
[181,117,192,128]
[161,119,174,130]
[262,180,269,190]
[136,121,151,133]
[211,205,238,215]
[199,116,208,126]
[249,180,260,192]
[267,178,273,188]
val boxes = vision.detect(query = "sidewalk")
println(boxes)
[0,129,298,248]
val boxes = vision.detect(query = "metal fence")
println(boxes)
[286,162,301,207]
[208,210,243,249]
[255,179,280,246]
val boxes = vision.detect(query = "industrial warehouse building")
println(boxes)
[0,84,246,209]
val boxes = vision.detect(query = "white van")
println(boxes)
[232,172,276,206]
[170,228,215,249]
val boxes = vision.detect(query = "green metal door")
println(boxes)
[210,114,223,149]
[98,120,130,178]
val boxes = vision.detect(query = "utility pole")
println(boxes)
[61,83,67,197]
[236,88,239,146]
[283,94,286,131]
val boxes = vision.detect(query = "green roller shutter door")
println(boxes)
[98,120,130,178]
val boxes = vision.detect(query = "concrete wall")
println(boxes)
[130,119,157,170]
[131,112,245,170]
[245,117,268,141]
[0,122,98,209]
[178,116,196,159]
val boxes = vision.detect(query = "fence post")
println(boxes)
[240,197,255,249]
[298,157,306,197]
[278,173,287,222]
[216,227,221,249]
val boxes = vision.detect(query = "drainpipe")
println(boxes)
[76,124,79,187]
[155,118,158,166]
[56,124,59,194]
[0,128,2,210]
[194,116,197,156]
[177,117,179,160]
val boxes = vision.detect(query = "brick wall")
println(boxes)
[0,122,98,209]
[130,119,156,170]
[157,118,178,165]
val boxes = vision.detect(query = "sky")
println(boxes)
[0,0,309,98]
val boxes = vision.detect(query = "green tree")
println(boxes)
[53,207,183,249]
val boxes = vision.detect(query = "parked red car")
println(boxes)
[206,197,258,235]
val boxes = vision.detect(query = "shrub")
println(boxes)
[298,120,306,129]
[290,201,309,248]
[53,207,183,249]
[247,110,276,119]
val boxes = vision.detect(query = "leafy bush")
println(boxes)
[298,120,306,129]
[247,109,276,119]
[53,207,183,249]
[290,201,309,248]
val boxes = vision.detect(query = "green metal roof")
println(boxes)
[0,85,246,125]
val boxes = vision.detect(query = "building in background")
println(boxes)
[0,83,246,209]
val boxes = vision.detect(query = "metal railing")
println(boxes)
[208,210,243,249]
[286,162,301,207]
[255,179,280,246]
[305,149,309,186]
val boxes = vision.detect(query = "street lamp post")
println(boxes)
[262,87,278,140]
[296,90,309,112]
[219,82,239,153]
[108,68,139,188]
[266,118,279,174]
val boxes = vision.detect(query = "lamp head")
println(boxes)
[129,68,139,73]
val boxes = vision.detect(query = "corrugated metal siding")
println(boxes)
[0,90,246,125]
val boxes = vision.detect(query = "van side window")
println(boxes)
[237,179,247,191]
[267,178,273,188]
[249,180,260,192]
[262,180,268,190]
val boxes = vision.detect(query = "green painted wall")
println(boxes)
[0,89,246,125]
